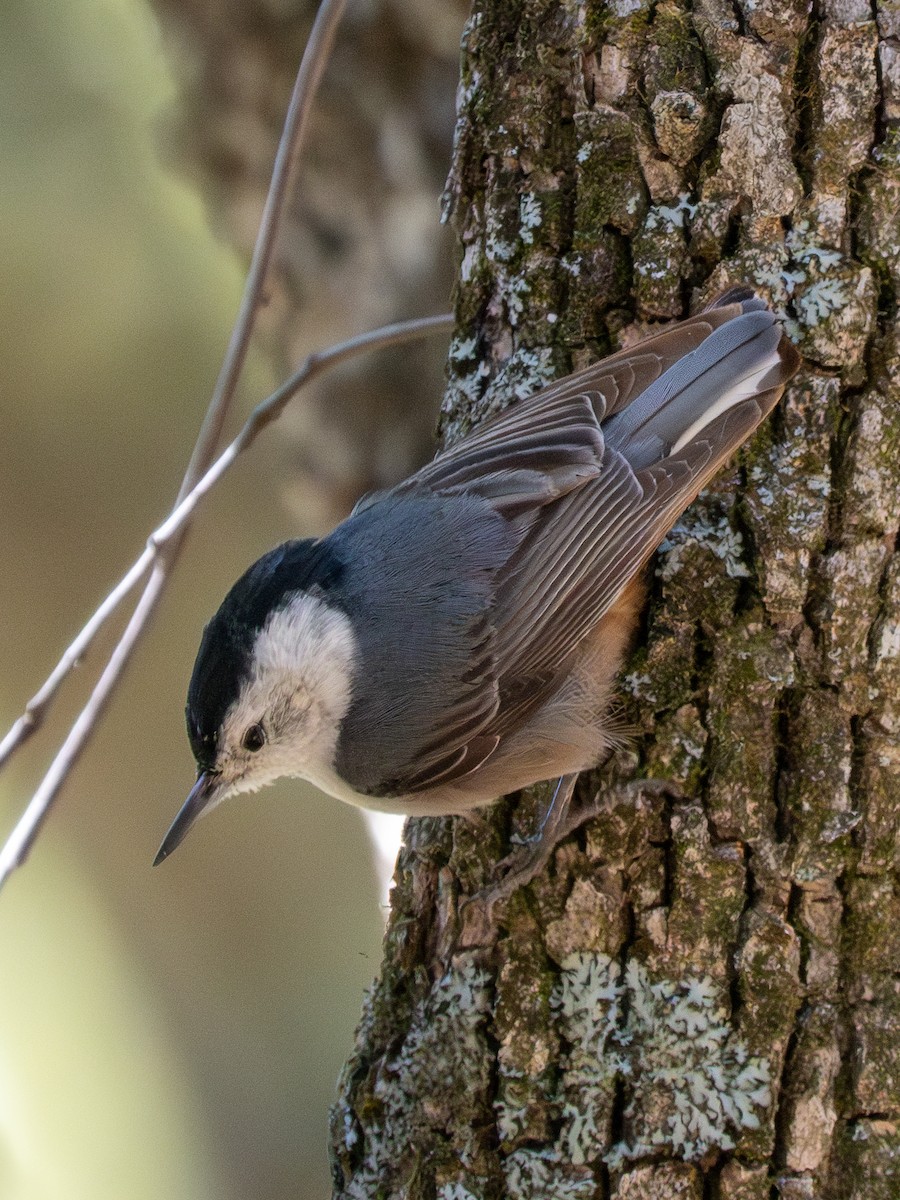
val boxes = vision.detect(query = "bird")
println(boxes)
[154,287,800,865]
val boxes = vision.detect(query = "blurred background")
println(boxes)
[0,0,467,1196]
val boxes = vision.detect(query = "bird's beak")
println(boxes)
[153,771,221,866]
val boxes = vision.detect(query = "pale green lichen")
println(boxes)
[485,230,516,264]
[340,959,494,1198]
[793,276,850,328]
[437,1184,482,1200]
[519,192,542,243]
[777,221,876,370]
[449,334,480,363]
[659,513,751,581]
[785,225,843,272]
[647,193,697,231]
[503,1148,596,1200]
[481,347,558,406]
[495,1082,533,1145]
[549,952,771,1168]
[440,359,493,429]
[505,274,532,325]
[612,961,771,1164]
[553,952,624,1165]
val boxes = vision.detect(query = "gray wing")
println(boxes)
[350,291,762,520]
[332,489,516,796]
[487,300,800,718]
[339,292,800,797]
[487,399,769,740]
[407,288,769,500]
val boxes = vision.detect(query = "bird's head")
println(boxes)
[154,539,357,863]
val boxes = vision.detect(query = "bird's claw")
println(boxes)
[463,776,682,918]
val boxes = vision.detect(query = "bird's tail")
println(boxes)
[602,290,800,471]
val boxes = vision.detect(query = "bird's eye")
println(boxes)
[242,724,266,753]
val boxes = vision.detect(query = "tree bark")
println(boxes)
[331,2,900,1197]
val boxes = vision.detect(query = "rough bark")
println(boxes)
[330,2,900,1198]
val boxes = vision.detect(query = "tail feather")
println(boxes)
[602,299,796,471]
[704,285,766,312]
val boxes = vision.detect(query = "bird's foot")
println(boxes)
[466,776,681,919]
[508,772,577,847]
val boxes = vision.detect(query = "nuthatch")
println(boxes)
[155,288,799,864]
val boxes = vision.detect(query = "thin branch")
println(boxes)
[0,312,452,890]
[0,566,169,889]
[180,0,349,499]
[0,555,151,770]
[153,313,454,543]
[0,0,348,773]
[0,312,452,776]
[0,0,349,888]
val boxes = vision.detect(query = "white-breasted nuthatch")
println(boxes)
[154,288,799,864]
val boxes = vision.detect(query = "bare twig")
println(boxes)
[0,0,354,889]
[0,567,170,888]
[0,312,452,777]
[0,555,151,769]
[154,314,454,542]
[0,311,452,888]
[181,0,348,496]
[1,0,348,774]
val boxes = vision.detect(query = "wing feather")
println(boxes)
[349,293,798,797]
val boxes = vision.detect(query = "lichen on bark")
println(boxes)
[331,2,900,1197]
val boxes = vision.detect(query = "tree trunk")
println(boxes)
[330,2,900,1197]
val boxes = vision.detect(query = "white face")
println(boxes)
[209,592,359,804]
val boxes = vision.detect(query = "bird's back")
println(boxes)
[330,290,799,806]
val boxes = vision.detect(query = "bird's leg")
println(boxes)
[466,777,681,918]
[510,772,578,846]
[467,774,579,915]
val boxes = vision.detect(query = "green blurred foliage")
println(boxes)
[0,1,386,1197]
